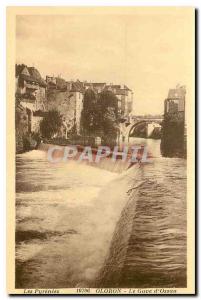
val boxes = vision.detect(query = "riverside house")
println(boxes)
[16,64,47,111]
[15,64,47,152]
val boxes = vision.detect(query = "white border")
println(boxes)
[1,0,199,299]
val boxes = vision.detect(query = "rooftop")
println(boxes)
[16,64,47,87]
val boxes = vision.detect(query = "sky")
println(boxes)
[16,8,194,115]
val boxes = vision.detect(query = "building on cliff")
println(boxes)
[46,79,84,136]
[16,64,47,111]
[15,64,48,152]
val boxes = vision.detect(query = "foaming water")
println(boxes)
[16,138,186,288]
[16,150,136,288]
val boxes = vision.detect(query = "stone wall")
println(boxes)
[47,89,83,134]
[15,104,29,153]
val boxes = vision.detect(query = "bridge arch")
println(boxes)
[119,119,162,143]
[128,121,147,136]
[125,120,148,142]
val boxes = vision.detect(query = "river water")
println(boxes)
[15,138,186,288]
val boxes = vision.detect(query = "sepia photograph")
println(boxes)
[6,6,195,295]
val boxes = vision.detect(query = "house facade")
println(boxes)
[105,84,133,117]
[16,64,47,112]
[15,64,47,135]
[164,85,185,121]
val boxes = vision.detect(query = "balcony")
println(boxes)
[25,82,39,90]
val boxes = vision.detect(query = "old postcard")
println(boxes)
[7,6,195,295]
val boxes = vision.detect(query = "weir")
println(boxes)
[95,177,140,287]
[35,143,143,286]
[16,148,142,288]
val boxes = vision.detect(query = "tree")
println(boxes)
[40,110,63,138]
[98,90,119,145]
[81,89,99,136]
[81,89,119,146]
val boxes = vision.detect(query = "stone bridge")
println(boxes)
[118,117,163,143]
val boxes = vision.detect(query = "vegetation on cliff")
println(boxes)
[160,115,185,158]
[40,110,63,139]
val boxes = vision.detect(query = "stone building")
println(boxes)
[82,82,133,117]
[164,85,185,120]
[46,75,67,91]
[15,64,48,151]
[105,84,133,117]
[46,80,84,136]
[16,64,47,111]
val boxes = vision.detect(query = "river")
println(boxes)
[15,138,186,288]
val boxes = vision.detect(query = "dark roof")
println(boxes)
[111,85,121,89]
[16,64,47,87]
[105,84,131,91]
[28,67,41,80]
[71,81,84,92]
[28,67,47,87]
[115,89,127,95]
[92,83,106,87]
[15,64,27,77]
[84,82,105,88]
[111,84,131,91]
